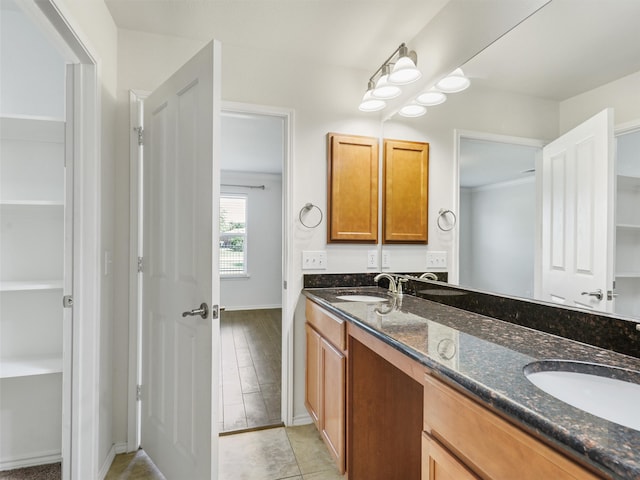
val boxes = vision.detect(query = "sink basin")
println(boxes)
[336,295,388,303]
[524,360,640,431]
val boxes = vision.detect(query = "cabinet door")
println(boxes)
[327,133,379,243]
[305,324,322,425]
[422,433,478,480]
[383,139,429,243]
[320,337,346,474]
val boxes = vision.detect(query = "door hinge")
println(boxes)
[133,126,144,146]
[283,280,287,290]
[136,384,142,401]
[62,295,74,308]
[137,256,144,273]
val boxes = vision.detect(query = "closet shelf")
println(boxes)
[0,280,64,292]
[615,273,640,279]
[616,223,640,230]
[0,200,64,207]
[0,355,63,379]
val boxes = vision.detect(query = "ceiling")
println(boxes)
[460,139,539,188]
[104,0,448,73]
[462,0,640,101]
[103,1,640,178]
[221,111,284,174]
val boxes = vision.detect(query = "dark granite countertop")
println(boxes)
[302,286,640,480]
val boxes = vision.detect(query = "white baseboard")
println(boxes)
[98,442,128,480]
[291,413,312,426]
[0,450,61,471]
[222,304,282,311]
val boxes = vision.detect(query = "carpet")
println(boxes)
[0,463,60,480]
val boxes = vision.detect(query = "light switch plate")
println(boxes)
[426,251,447,269]
[302,251,327,270]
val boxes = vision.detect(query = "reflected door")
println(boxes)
[540,108,614,312]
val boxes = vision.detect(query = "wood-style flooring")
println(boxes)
[219,308,282,433]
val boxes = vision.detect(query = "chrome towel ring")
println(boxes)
[299,203,323,228]
[437,208,457,231]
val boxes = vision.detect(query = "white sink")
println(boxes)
[524,361,640,431]
[336,295,387,303]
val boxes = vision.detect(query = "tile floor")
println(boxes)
[105,424,344,480]
[220,309,282,432]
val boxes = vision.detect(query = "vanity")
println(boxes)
[302,282,640,480]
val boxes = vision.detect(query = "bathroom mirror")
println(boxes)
[382,0,640,320]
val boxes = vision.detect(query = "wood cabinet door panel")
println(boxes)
[383,139,429,243]
[422,433,479,480]
[320,337,346,473]
[423,374,600,480]
[305,324,321,425]
[327,133,379,243]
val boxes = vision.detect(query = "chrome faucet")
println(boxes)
[374,273,397,295]
[419,272,438,281]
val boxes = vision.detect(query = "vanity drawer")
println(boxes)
[306,300,346,351]
[423,374,601,480]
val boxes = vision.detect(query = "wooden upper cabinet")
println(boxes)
[383,139,429,244]
[327,133,379,243]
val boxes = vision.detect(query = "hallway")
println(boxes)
[219,309,282,432]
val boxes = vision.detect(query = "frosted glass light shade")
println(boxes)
[399,104,426,117]
[372,74,401,99]
[416,90,447,106]
[388,56,422,85]
[359,90,386,112]
[436,68,470,93]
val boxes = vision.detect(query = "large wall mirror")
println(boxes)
[382,0,640,320]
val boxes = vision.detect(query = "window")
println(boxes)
[219,195,248,276]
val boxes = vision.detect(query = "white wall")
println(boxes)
[460,177,535,298]
[559,69,640,132]
[0,3,65,118]
[220,171,282,310]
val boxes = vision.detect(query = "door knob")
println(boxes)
[581,289,603,301]
[182,302,209,319]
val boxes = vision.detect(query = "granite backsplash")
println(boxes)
[303,273,640,359]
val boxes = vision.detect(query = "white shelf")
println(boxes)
[0,280,63,292]
[0,200,64,207]
[0,355,63,379]
[616,273,640,279]
[617,223,640,230]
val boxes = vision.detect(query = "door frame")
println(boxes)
[127,98,295,446]
[20,1,102,478]
[452,130,545,288]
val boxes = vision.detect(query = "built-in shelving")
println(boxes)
[0,355,63,379]
[614,139,640,317]
[0,115,66,468]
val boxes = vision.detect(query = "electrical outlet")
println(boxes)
[367,250,378,268]
[426,251,447,269]
[302,251,327,270]
[382,251,391,268]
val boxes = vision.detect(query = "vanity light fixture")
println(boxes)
[388,44,421,85]
[359,80,387,112]
[372,64,402,99]
[399,103,427,118]
[416,89,447,106]
[359,43,421,112]
[435,68,471,93]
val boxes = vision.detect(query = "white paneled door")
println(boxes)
[540,108,615,312]
[141,40,221,480]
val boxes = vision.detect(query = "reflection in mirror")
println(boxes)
[382,0,640,320]
[458,137,540,299]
